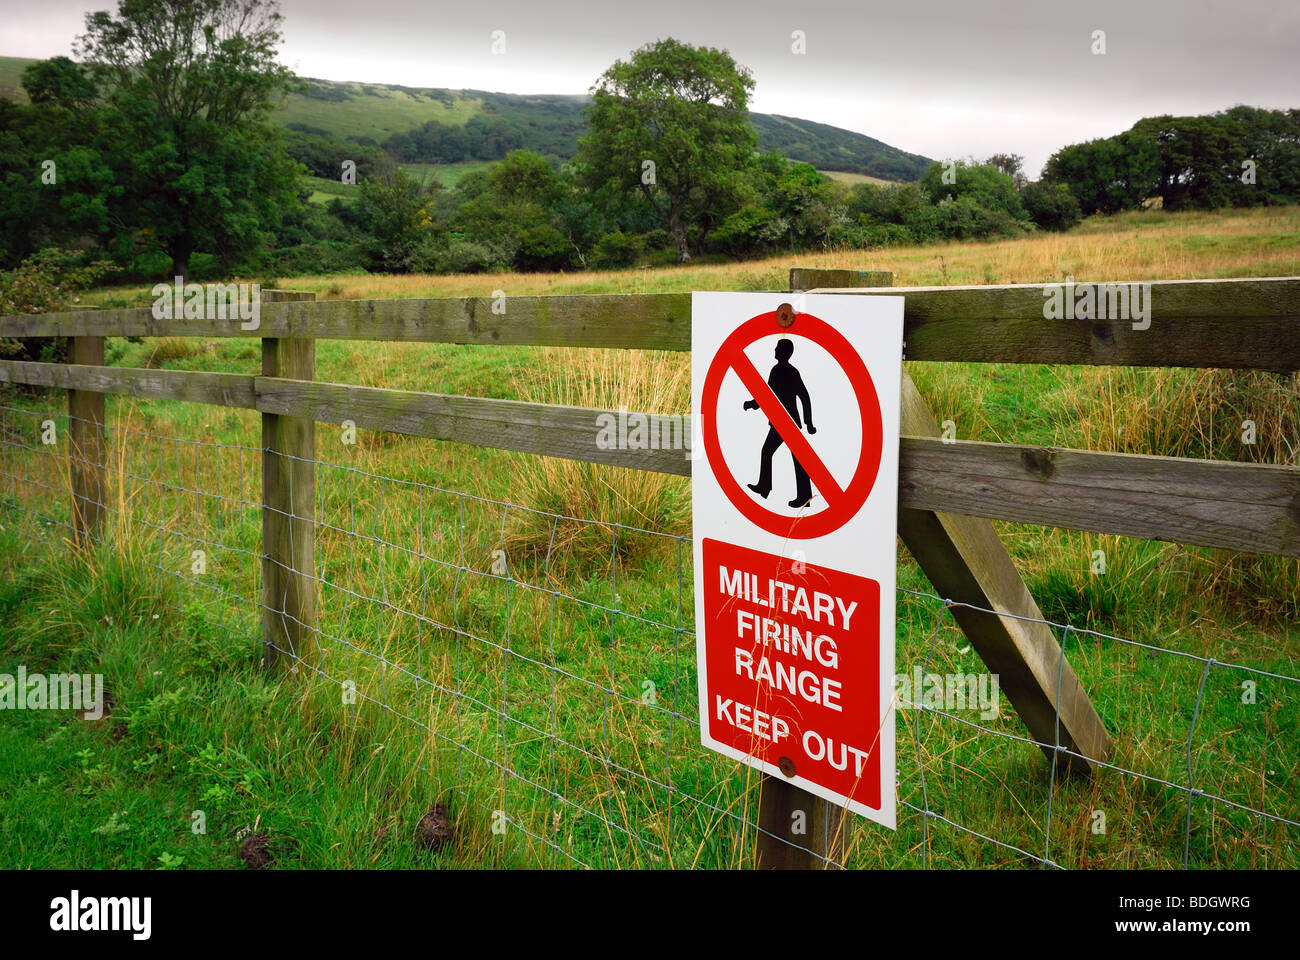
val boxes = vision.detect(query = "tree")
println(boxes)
[1226,106,1300,205]
[75,0,300,279]
[921,161,1028,220]
[1131,114,1240,210]
[984,152,1025,184]
[352,167,442,272]
[1021,181,1082,231]
[576,38,756,262]
[0,81,118,268]
[450,150,574,272]
[21,57,98,112]
[1042,132,1160,214]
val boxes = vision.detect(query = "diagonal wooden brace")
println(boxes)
[897,373,1112,774]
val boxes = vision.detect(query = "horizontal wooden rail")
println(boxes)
[0,360,257,408]
[830,278,1300,371]
[254,377,695,475]
[898,437,1300,558]
[3,359,1295,556]
[0,294,694,351]
[2,277,1297,369]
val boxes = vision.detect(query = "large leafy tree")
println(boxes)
[75,0,300,279]
[576,38,756,262]
[0,65,118,267]
[1131,114,1242,210]
[1131,109,1300,210]
[1042,132,1161,214]
[1227,106,1300,205]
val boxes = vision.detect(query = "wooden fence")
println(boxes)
[1,271,1297,868]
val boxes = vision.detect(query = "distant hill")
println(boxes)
[749,113,932,182]
[0,55,934,181]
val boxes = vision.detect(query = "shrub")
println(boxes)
[0,248,118,365]
[707,205,786,256]
[1021,181,1083,231]
[590,230,644,268]
[435,239,513,274]
[921,161,1028,220]
[641,228,673,251]
[903,195,1024,242]
[505,348,690,574]
[266,241,356,277]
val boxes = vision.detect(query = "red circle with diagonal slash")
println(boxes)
[701,309,883,539]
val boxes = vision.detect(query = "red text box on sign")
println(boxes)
[701,538,883,811]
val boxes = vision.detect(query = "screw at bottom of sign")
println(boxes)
[778,756,797,777]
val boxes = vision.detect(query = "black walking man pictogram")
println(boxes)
[744,338,818,508]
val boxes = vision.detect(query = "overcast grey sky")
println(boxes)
[6,0,1299,176]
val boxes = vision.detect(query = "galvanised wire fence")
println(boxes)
[1,399,1296,869]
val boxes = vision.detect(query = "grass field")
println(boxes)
[277,84,482,143]
[398,161,496,189]
[1,205,1297,869]
[820,170,900,187]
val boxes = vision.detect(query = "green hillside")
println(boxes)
[0,56,28,100]
[279,80,483,142]
[0,55,933,180]
[751,112,932,181]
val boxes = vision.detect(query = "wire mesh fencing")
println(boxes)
[0,399,1295,869]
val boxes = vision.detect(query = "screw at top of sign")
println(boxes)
[776,303,795,328]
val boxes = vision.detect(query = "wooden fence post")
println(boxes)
[68,336,105,548]
[752,270,901,868]
[261,290,317,674]
[756,775,846,869]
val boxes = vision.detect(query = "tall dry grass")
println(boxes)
[195,205,1300,304]
[1051,366,1300,622]
[1057,367,1299,466]
[504,347,691,568]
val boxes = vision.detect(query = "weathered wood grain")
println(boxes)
[67,338,105,548]
[254,377,697,476]
[3,278,1296,369]
[0,293,696,350]
[0,360,257,408]
[825,277,1300,371]
[262,337,317,674]
[901,438,1300,558]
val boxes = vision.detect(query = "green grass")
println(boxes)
[1,347,1295,869]
[1,478,1293,870]
[399,161,495,189]
[0,55,34,101]
[303,175,360,205]
[277,83,482,144]
[2,204,1298,869]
